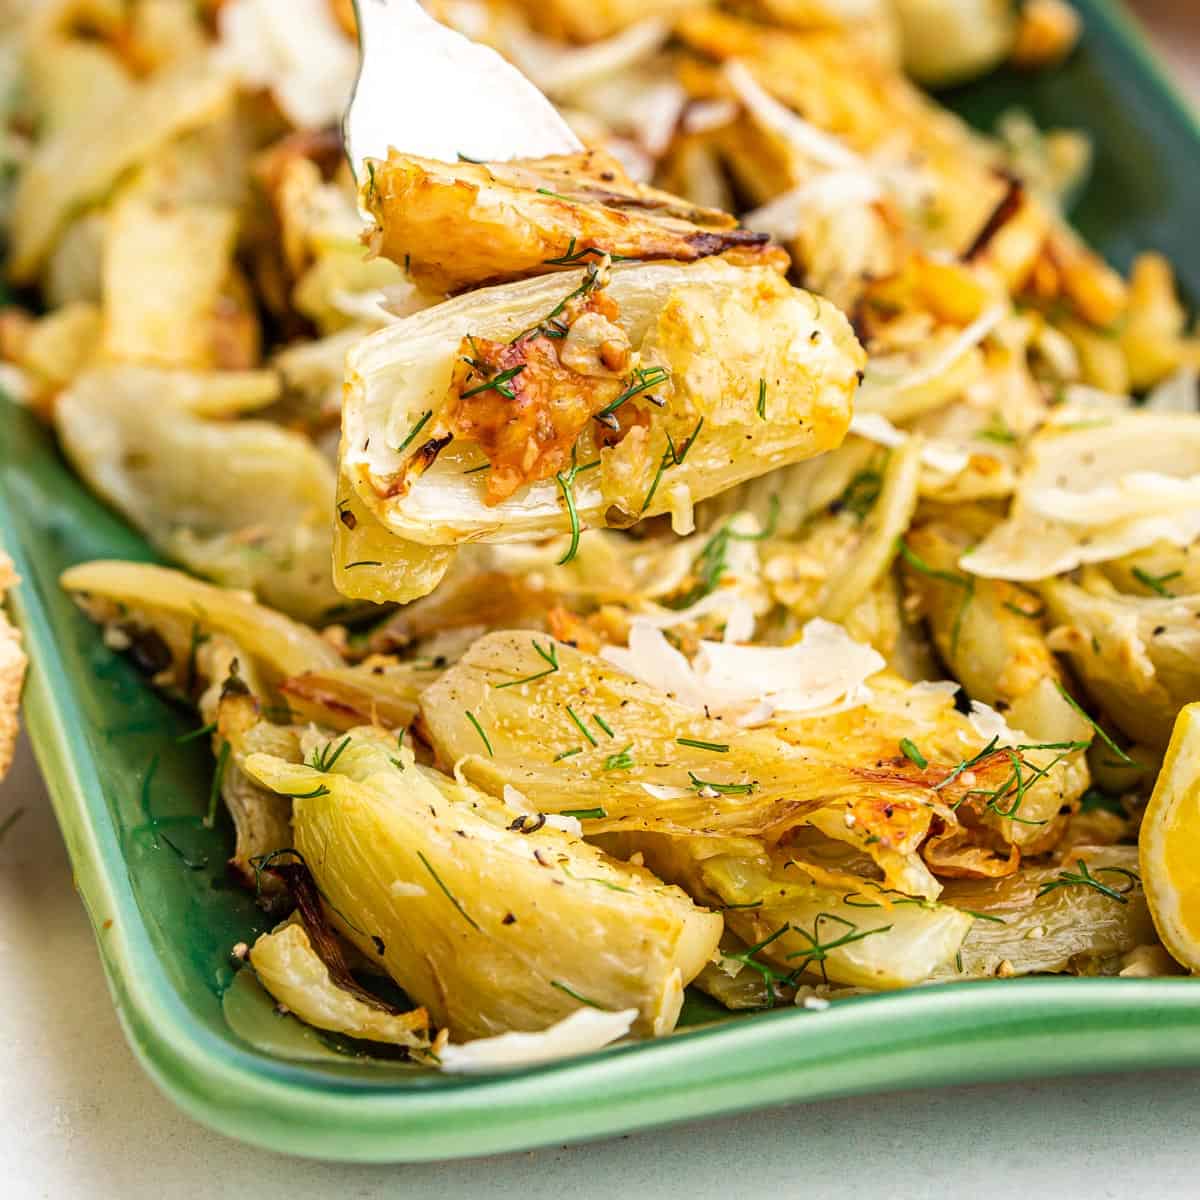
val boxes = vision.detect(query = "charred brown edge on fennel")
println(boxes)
[964,175,1024,262]
[260,853,416,1018]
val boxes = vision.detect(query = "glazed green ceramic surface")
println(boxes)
[2,0,1199,1164]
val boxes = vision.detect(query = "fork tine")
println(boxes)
[345,0,581,177]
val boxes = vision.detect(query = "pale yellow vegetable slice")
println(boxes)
[1041,572,1200,751]
[250,923,430,1050]
[606,834,971,990]
[903,522,1090,747]
[242,729,723,1041]
[9,52,235,283]
[1139,702,1200,972]
[937,846,1155,978]
[962,413,1200,582]
[61,560,341,687]
[101,197,238,369]
[342,260,861,549]
[55,366,342,622]
[420,631,991,897]
[332,473,453,607]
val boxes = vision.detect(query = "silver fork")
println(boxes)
[344,0,582,179]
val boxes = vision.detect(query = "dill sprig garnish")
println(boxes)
[459,364,526,401]
[394,409,433,455]
[933,736,999,792]
[543,237,637,266]
[0,806,24,845]
[898,539,975,657]
[417,850,481,930]
[176,720,216,744]
[977,412,1017,444]
[785,913,894,985]
[756,377,767,420]
[1132,566,1182,597]
[560,864,633,893]
[204,740,230,828]
[465,711,493,757]
[899,738,927,768]
[593,365,671,428]
[550,980,607,1008]
[1037,858,1140,904]
[677,737,729,753]
[494,639,560,689]
[1053,682,1136,765]
[566,705,598,747]
[554,450,601,566]
[1002,598,1045,620]
[279,784,333,799]
[961,909,1008,924]
[665,495,779,611]
[309,736,352,773]
[184,621,210,694]
[520,260,606,342]
[835,467,883,522]
[688,771,755,796]
[946,735,1091,823]
[131,753,207,870]
[641,415,704,513]
[722,926,793,1006]
[603,745,635,771]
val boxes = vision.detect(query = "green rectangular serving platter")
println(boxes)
[3,0,1200,1164]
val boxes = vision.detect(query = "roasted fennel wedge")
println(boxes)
[935,846,1155,978]
[600,834,971,990]
[56,366,342,623]
[341,260,861,586]
[361,148,779,294]
[242,728,723,1041]
[61,560,341,691]
[1041,571,1200,751]
[421,630,1087,890]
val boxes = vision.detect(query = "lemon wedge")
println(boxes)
[1140,701,1200,972]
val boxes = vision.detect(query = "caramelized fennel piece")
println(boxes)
[242,729,722,1041]
[443,287,634,505]
[55,366,343,623]
[1041,572,1200,752]
[279,661,429,732]
[342,260,862,579]
[251,922,430,1050]
[251,857,429,1051]
[902,522,1090,744]
[602,833,971,990]
[935,845,1155,978]
[61,561,341,694]
[361,148,779,294]
[419,631,1040,898]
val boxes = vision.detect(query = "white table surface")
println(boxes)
[4,5,1200,1197]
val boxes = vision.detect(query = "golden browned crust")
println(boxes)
[444,289,636,505]
[363,148,777,293]
[0,551,27,782]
